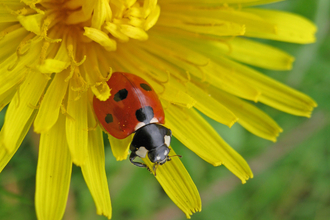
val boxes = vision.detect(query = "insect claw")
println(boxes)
[153,163,159,176]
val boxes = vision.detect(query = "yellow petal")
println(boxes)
[158,12,245,36]
[37,58,70,74]
[217,56,317,117]
[0,40,43,95]
[91,81,111,101]
[145,4,160,30]
[143,147,201,218]
[188,82,238,127]
[0,9,18,23]
[120,24,148,41]
[17,14,44,35]
[108,135,132,161]
[65,0,94,25]
[243,8,317,43]
[159,4,275,35]
[34,70,69,133]
[0,111,36,172]
[91,0,112,29]
[66,88,88,166]
[161,0,283,6]
[0,27,28,63]
[238,0,284,6]
[104,22,129,42]
[207,85,283,141]
[199,37,294,70]
[139,34,261,101]
[0,84,16,111]
[35,113,72,220]
[166,104,253,183]
[84,27,117,51]
[81,106,112,219]
[1,70,48,153]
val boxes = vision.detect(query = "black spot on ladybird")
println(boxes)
[140,83,152,91]
[114,89,128,102]
[135,106,154,123]
[105,114,113,123]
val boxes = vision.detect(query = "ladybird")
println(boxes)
[93,72,173,172]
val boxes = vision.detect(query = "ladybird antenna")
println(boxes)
[167,154,182,161]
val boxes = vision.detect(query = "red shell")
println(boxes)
[93,72,165,139]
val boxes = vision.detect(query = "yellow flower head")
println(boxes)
[0,0,317,219]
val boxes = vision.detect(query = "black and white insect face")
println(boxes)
[129,123,172,170]
[148,145,170,165]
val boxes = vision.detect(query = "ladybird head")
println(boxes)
[148,144,171,165]
[129,124,174,174]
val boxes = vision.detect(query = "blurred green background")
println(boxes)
[1,0,329,219]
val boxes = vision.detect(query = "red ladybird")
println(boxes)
[93,72,172,170]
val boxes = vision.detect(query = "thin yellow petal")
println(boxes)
[0,84,16,111]
[207,85,283,141]
[139,34,261,101]
[0,27,28,63]
[158,12,245,36]
[91,81,111,101]
[188,82,237,127]
[91,0,112,29]
[82,45,109,85]
[0,110,36,172]
[108,135,132,161]
[160,4,275,35]
[17,13,44,35]
[0,9,18,23]
[162,0,283,6]
[66,88,88,166]
[1,70,48,153]
[84,27,117,51]
[217,56,317,117]
[200,37,295,70]
[104,22,129,42]
[145,4,160,30]
[34,70,69,133]
[243,8,317,43]
[81,106,111,219]
[0,40,43,95]
[35,113,72,220]
[143,147,201,218]
[37,58,70,74]
[120,24,148,41]
[238,0,284,6]
[166,104,253,183]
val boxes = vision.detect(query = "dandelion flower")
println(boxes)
[0,0,317,219]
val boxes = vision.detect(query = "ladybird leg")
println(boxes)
[152,163,159,176]
[166,129,172,137]
[129,152,147,168]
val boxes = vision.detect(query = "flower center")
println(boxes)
[42,0,160,51]
[1,0,160,101]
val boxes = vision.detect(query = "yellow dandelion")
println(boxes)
[0,0,317,219]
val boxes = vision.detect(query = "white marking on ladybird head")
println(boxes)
[156,155,161,161]
[150,117,159,124]
[136,146,148,158]
[164,149,168,156]
[134,122,146,131]
[164,135,171,147]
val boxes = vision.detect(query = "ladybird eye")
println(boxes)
[105,114,113,123]
[114,89,128,102]
[140,83,152,91]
